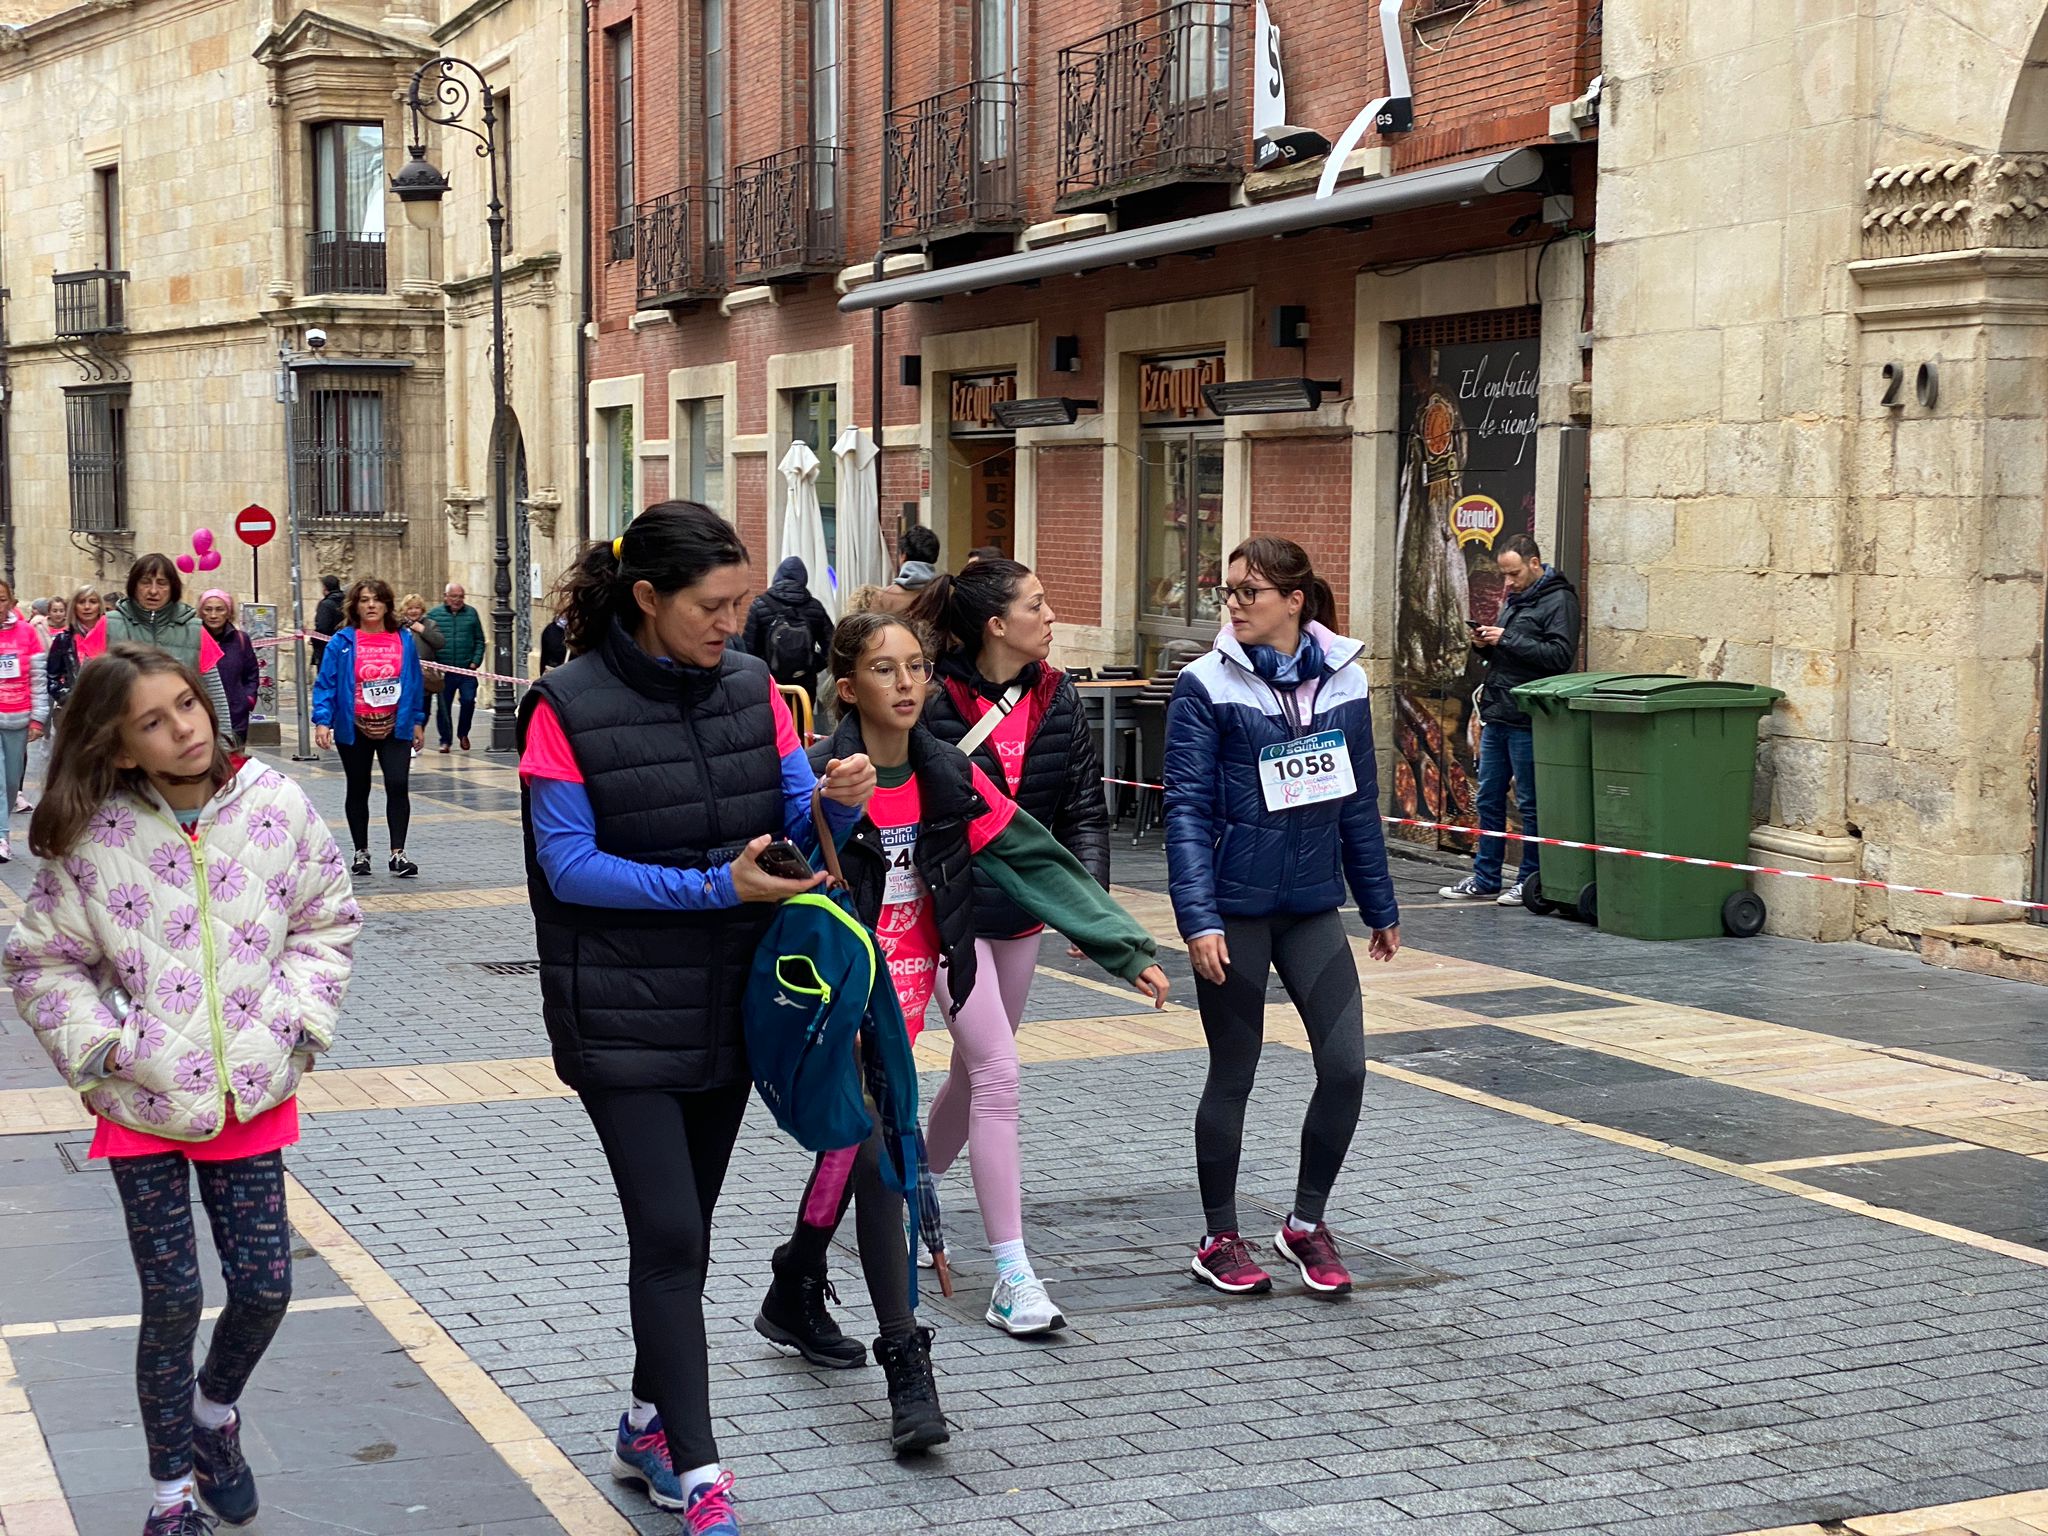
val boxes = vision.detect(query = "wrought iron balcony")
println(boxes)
[305,230,387,296]
[885,80,1025,246]
[53,270,127,337]
[1058,1,1245,206]
[731,145,842,282]
[636,187,727,308]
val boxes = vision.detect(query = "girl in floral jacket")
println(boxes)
[4,644,360,1536]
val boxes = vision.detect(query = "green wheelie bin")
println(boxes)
[1568,677,1784,941]
[1510,672,1654,922]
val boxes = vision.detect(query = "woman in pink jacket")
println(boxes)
[0,576,49,862]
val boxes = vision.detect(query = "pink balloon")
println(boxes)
[176,555,196,573]
[198,551,222,572]
[192,528,215,552]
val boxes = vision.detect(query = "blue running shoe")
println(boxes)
[684,1471,740,1535]
[609,1413,685,1511]
[191,1412,257,1526]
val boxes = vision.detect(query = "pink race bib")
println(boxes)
[354,631,403,714]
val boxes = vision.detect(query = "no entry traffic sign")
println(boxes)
[235,505,277,548]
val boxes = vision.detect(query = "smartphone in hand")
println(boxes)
[755,840,815,881]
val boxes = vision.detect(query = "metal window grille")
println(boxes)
[305,231,388,295]
[294,374,401,519]
[1400,308,1542,349]
[65,387,130,533]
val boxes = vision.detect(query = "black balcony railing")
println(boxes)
[885,80,1025,244]
[54,270,127,337]
[636,187,727,307]
[1058,1,1244,203]
[305,231,387,296]
[607,220,636,263]
[731,145,842,282]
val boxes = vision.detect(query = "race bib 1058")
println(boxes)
[1258,729,1357,812]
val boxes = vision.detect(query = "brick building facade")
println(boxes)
[586,0,1599,846]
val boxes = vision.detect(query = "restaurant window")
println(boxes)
[685,398,724,513]
[599,404,635,535]
[946,370,1016,561]
[789,387,837,557]
[65,386,129,533]
[309,123,387,294]
[1136,352,1226,665]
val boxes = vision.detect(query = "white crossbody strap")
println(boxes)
[956,683,1026,757]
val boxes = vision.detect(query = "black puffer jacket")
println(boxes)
[519,620,786,1092]
[924,656,1109,939]
[743,556,835,690]
[1479,568,1581,727]
[814,712,984,1014]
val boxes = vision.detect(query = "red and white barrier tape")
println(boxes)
[247,639,2046,914]
[254,631,535,690]
[1098,775,2048,913]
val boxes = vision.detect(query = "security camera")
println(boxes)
[304,327,328,351]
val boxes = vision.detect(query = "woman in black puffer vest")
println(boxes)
[907,558,1110,1320]
[516,501,874,1533]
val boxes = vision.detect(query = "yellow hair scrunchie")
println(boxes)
[612,536,624,558]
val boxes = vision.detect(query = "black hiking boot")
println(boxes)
[754,1243,866,1369]
[873,1326,949,1454]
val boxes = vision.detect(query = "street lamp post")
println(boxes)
[395,57,519,752]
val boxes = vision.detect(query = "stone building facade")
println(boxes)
[0,0,581,698]
[1593,4,2048,941]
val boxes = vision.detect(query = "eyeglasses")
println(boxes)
[1218,583,1278,607]
[865,659,933,685]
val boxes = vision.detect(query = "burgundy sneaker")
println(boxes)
[1275,1221,1353,1294]
[1191,1230,1272,1294]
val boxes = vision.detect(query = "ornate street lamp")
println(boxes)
[395,57,519,752]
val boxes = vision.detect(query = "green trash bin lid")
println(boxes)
[1511,672,1668,714]
[1566,677,1785,715]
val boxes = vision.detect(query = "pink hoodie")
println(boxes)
[0,614,47,727]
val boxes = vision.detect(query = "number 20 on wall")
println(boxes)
[1879,362,1939,411]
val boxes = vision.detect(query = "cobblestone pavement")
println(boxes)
[8,748,2048,1535]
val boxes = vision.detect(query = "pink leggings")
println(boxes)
[929,935,1040,1249]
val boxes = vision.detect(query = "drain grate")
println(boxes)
[468,960,542,976]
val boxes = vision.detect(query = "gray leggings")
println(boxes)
[1192,907,1366,1236]
[0,726,26,810]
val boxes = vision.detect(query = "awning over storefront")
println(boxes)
[839,146,1552,314]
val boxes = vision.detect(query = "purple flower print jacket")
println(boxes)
[4,759,361,1142]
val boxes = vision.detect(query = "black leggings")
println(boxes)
[335,734,412,852]
[786,1125,915,1341]
[110,1151,294,1481]
[579,1084,750,1470]
[1192,908,1366,1236]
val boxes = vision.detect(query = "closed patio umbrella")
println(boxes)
[832,426,890,603]
[778,440,837,621]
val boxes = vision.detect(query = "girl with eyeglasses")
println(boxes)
[903,557,1114,1334]
[1165,536,1401,1297]
[754,611,1167,1451]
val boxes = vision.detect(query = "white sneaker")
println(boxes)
[12,794,27,813]
[916,1242,946,1271]
[0,835,14,862]
[985,1274,1065,1336]
[1498,881,1525,907]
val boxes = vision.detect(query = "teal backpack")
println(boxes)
[742,807,937,1302]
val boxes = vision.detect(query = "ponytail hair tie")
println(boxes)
[612,536,624,558]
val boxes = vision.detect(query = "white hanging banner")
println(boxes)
[1253,0,1287,139]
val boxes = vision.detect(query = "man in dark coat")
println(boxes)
[742,556,835,710]
[1441,533,1580,907]
[309,574,346,675]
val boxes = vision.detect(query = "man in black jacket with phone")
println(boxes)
[1440,533,1580,907]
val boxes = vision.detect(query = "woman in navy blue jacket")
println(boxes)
[1164,536,1400,1298]
[311,578,429,878]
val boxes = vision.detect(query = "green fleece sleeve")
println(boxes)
[978,807,1157,982]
